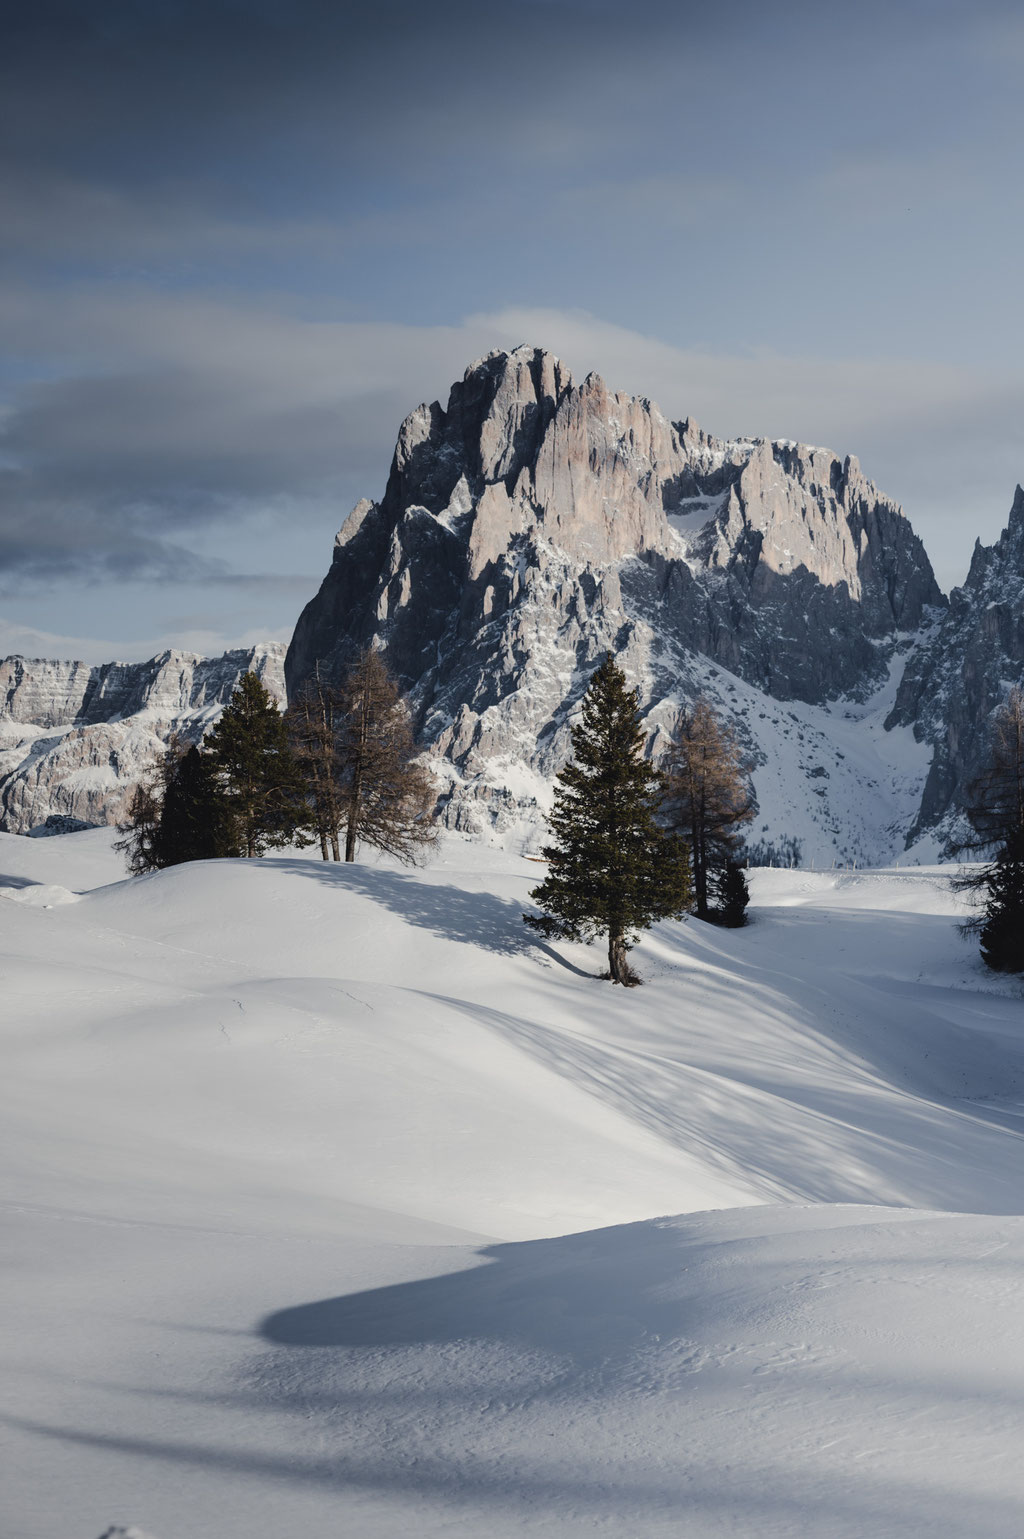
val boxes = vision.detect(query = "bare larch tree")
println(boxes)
[335,648,436,863]
[664,696,756,921]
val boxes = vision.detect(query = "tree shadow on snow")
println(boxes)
[265,857,593,972]
[0,872,42,890]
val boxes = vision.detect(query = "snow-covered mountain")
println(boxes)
[0,644,285,833]
[286,345,964,860]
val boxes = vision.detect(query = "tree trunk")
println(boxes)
[608,931,635,985]
[345,764,362,862]
[318,828,329,861]
[330,829,341,862]
[694,843,708,919]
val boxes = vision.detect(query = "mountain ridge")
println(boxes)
[0,643,285,833]
[286,345,950,857]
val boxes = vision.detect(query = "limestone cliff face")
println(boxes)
[290,350,940,703]
[887,486,1024,845]
[0,645,285,833]
[286,346,942,840]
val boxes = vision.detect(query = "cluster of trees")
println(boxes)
[116,651,434,873]
[118,645,757,986]
[526,651,1024,985]
[956,686,1024,972]
[114,637,1024,980]
[526,655,755,985]
[526,655,1024,983]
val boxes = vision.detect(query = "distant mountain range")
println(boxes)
[0,646,284,835]
[4,346,1023,861]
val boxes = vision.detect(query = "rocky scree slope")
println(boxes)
[0,645,285,834]
[287,346,944,852]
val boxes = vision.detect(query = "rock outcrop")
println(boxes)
[887,486,1024,846]
[0,645,285,833]
[287,346,943,848]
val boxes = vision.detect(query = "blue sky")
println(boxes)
[2,0,1023,661]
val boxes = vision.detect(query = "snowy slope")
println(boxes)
[3,832,1024,1538]
[636,644,932,870]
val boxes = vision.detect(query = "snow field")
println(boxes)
[3,829,1024,1537]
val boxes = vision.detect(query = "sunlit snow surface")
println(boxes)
[3,829,1024,1538]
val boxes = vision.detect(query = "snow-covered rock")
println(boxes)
[0,644,286,833]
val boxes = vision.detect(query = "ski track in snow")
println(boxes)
[2,828,1024,1539]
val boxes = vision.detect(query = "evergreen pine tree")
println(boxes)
[204,672,306,857]
[334,648,435,863]
[664,696,756,921]
[114,734,189,874]
[978,831,1024,972]
[710,858,750,928]
[524,654,690,985]
[114,780,164,874]
[153,745,239,866]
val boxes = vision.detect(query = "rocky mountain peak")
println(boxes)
[287,347,945,849]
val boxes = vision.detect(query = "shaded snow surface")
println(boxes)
[3,830,1024,1537]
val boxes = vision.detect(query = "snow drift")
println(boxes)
[3,830,1024,1537]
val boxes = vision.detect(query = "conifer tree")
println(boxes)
[114,734,190,874]
[977,831,1024,972]
[204,672,305,857]
[664,696,755,921]
[710,858,750,928]
[524,654,690,985]
[153,744,239,866]
[114,779,165,874]
[334,648,435,863]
